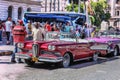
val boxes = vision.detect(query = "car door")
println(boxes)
[75,43,91,59]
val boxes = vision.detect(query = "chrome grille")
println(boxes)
[32,44,39,57]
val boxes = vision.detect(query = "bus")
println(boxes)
[23,12,92,26]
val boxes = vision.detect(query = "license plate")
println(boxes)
[32,57,38,62]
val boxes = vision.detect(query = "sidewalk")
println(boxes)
[0,36,14,56]
[0,45,14,56]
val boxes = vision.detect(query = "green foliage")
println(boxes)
[66,0,111,27]
[91,0,110,26]
[66,3,84,13]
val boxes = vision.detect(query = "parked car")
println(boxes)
[87,31,120,56]
[16,32,103,68]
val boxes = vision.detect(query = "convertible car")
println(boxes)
[16,32,104,68]
[88,31,120,56]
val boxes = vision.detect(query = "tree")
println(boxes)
[66,3,84,13]
[91,0,111,26]
[66,0,111,27]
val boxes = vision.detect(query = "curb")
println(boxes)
[0,50,13,56]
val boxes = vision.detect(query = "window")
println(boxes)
[116,0,120,4]
[27,8,32,12]
[18,7,23,19]
[117,11,119,16]
[8,6,13,18]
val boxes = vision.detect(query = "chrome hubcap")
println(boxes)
[63,54,70,68]
[93,53,98,61]
[114,48,117,56]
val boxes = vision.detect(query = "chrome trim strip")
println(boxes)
[107,49,114,54]
[74,57,92,62]
[15,53,30,59]
[32,44,39,57]
[38,57,63,63]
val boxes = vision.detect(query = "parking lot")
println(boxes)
[1,56,120,80]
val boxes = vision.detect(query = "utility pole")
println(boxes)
[83,0,86,13]
[78,0,81,13]
[71,0,74,11]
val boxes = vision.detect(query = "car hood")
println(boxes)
[24,40,57,49]
[41,40,76,49]
[87,37,119,43]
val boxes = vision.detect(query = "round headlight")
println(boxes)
[17,43,24,48]
[48,45,56,51]
[48,45,52,50]
[51,45,56,50]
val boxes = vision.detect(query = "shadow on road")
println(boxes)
[24,56,120,70]
[25,62,59,70]
[69,56,119,69]
[0,62,14,64]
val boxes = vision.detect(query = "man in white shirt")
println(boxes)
[32,22,44,41]
[5,17,13,44]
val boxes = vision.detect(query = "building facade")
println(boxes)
[0,0,43,21]
[108,0,120,28]
[0,0,69,21]
[41,0,69,12]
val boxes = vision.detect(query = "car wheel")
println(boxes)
[113,47,118,56]
[92,53,98,62]
[61,53,71,68]
[25,59,35,66]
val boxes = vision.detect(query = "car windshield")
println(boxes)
[45,31,94,43]
[45,31,76,41]
[97,31,120,38]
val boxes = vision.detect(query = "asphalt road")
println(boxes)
[1,56,120,80]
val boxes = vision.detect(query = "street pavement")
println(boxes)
[1,45,120,80]
[0,36,14,56]
[17,56,120,80]
[1,39,120,80]
[0,56,27,80]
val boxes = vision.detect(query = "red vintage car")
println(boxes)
[16,32,101,68]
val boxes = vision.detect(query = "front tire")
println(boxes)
[113,47,118,56]
[60,53,71,68]
[92,53,98,62]
[25,59,35,66]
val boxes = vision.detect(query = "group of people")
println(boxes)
[0,17,96,63]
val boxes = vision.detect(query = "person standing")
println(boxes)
[10,21,16,45]
[44,21,51,32]
[25,20,33,40]
[32,22,44,41]
[5,17,13,44]
[86,25,93,38]
[11,20,27,63]
[0,20,3,42]
[64,22,73,32]
[51,23,59,31]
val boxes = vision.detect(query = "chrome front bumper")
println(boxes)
[38,57,63,63]
[15,53,63,63]
[15,53,31,59]
[107,48,114,53]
